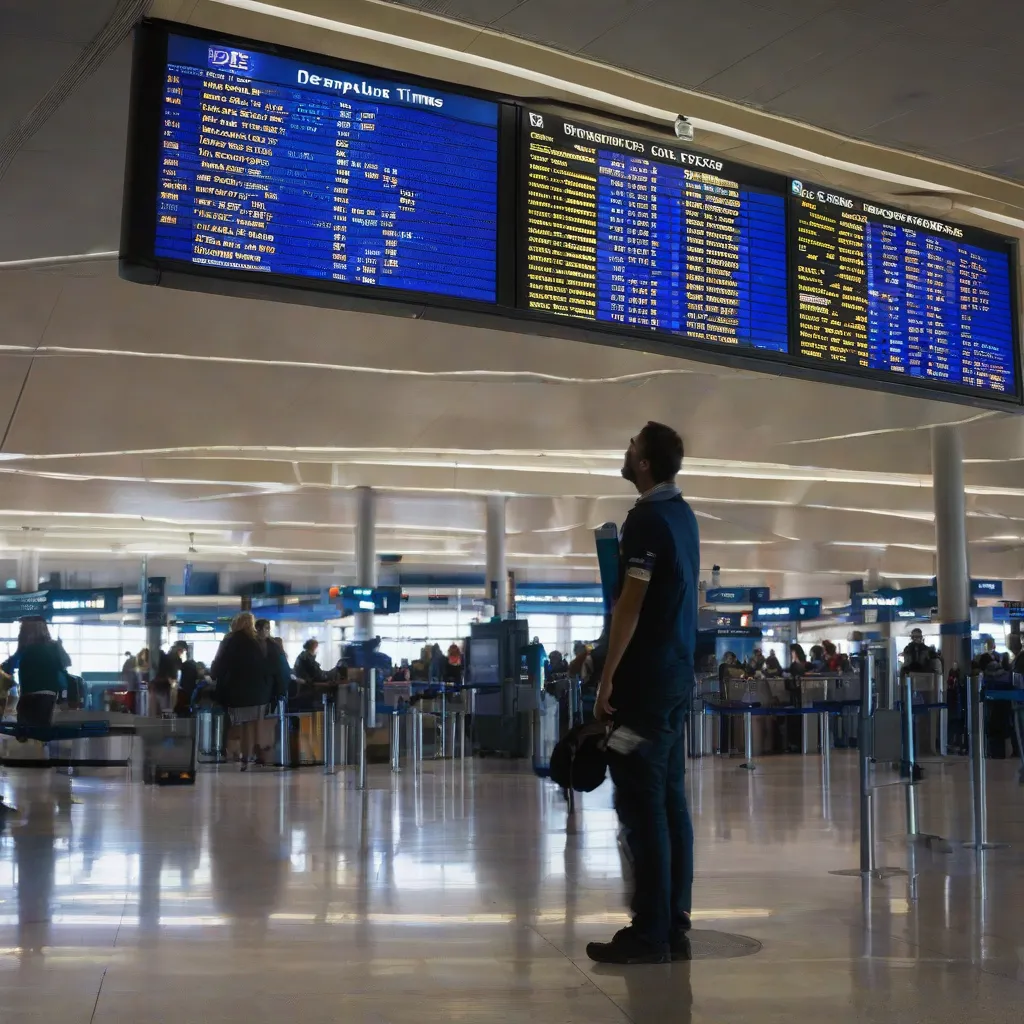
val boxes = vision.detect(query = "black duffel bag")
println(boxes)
[549,721,609,793]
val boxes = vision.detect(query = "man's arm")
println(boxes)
[595,573,649,721]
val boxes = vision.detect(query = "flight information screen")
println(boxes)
[791,181,1018,397]
[521,112,789,351]
[151,31,499,302]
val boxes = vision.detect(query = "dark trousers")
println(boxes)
[608,700,693,947]
[17,692,56,728]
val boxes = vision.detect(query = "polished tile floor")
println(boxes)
[1,751,1024,1023]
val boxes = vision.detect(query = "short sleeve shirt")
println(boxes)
[614,489,700,721]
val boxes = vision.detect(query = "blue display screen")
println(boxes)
[522,114,789,351]
[154,33,499,302]
[792,182,1018,396]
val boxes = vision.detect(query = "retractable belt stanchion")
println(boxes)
[357,669,373,791]
[832,649,903,879]
[965,673,1007,850]
[739,709,755,772]
[322,694,336,776]
[819,708,831,788]
[277,697,288,769]
[390,708,401,773]
[902,674,919,837]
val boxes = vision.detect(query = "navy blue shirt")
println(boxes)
[613,484,700,725]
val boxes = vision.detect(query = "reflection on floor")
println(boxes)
[1,752,1024,1022]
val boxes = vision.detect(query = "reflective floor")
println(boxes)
[2,752,1024,1023]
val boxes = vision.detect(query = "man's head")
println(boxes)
[622,421,684,494]
[255,618,271,639]
[171,640,189,657]
[303,638,318,654]
[1009,632,1022,656]
[910,628,923,644]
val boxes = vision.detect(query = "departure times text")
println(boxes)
[792,183,1017,395]
[521,114,789,352]
[154,33,499,302]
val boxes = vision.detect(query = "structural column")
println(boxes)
[355,486,376,641]
[485,495,508,618]
[932,426,970,672]
[17,550,40,593]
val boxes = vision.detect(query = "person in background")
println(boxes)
[428,643,445,684]
[173,644,200,716]
[568,641,589,680]
[136,648,151,682]
[294,639,328,686]
[152,640,188,717]
[788,643,808,677]
[763,651,783,677]
[808,645,826,672]
[271,638,292,703]
[901,627,932,675]
[120,651,138,688]
[443,643,464,686]
[821,640,842,672]
[212,612,272,771]
[1,618,69,730]
[745,648,765,676]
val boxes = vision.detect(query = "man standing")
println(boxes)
[587,421,699,965]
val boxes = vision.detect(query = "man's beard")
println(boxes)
[621,456,636,484]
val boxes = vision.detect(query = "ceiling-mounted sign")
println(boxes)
[971,579,1003,598]
[46,588,123,616]
[0,592,48,623]
[705,587,770,604]
[752,597,822,623]
[521,112,789,353]
[331,586,402,615]
[790,180,1019,402]
[122,22,506,306]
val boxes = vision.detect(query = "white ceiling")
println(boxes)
[1,0,1023,603]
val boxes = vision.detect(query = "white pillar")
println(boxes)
[485,495,507,618]
[932,426,970,671]
[18,550,40,592]
[355,486,376,641]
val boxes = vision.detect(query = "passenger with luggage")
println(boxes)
[587,422,698,965]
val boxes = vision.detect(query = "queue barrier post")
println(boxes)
[831,648,904,880]
[902,674,919,837]
[390,708,402,773]
[324,695,337,775]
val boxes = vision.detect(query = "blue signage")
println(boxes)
[0,591,48,623]
[698,609,746,629]
[972,579,1003,598]
[154,31,500,303]
[145,577,167,628]
[752,598,822,623]
[46,588,123,616]
[336,586,402,616]
[706,587,770,604]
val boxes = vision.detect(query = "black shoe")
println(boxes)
[670,913,693,961]
[586,927,669,965]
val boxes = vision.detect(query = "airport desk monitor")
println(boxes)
[468,619,533,757]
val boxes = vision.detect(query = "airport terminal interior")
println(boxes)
[4,0,1024,1020]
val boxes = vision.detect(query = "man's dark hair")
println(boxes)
[638,421,684,483]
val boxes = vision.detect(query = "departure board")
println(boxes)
[791,181,1019,397]
[521,113,789,351]
[149,31,499,302]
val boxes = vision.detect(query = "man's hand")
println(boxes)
[595,682,614,722]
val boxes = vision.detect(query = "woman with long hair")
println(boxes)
[211,612,272,771]
[1,617,69,730]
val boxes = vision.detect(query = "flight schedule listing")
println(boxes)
[522,113,789,352]
[792,182,1017,396]
[154,33,499,302]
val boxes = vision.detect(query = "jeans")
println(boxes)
[608,699,693,946]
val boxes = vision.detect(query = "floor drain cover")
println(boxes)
[688,929,762,960]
